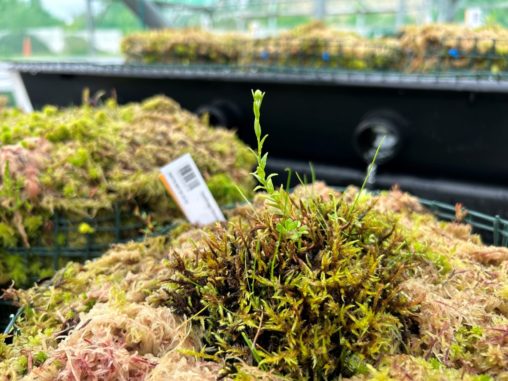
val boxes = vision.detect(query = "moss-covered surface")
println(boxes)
[248,21,401,71]
[0,94,254,287]
[120,22,400,71]
[2,181,506,380]
[400,24,508,73]
[121,28,247,65]
[121,22,508,74]
[0,91,506,380]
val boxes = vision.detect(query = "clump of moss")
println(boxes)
[121,23,400,72]
[0,235,175,378]
[150,91,507,380]
[1,90,507,380]
[156,91,418,379]
[121,22,508,75]
[400,24,508,73]
[121,28,246,65]
[250,21,401,71]
[164,186,421,378]
[3,178,507,380]
[0,94,254,287]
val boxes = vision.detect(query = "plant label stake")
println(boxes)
[159,153,225,225]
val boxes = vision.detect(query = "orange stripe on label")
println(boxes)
[159,173,185,214]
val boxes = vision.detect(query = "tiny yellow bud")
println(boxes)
[78,223,95,235]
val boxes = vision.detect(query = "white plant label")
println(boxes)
[159,153,225,225]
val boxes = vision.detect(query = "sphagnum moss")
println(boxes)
[153,91,507,380]
[159,91,422,379]
[2,183,507,380]
[121,28,247,65]
[121,22,401,71]
[121,22,508,74]
[1,91,507,380]
[0,95,254,287]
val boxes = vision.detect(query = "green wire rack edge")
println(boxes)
[419,197,508,247]
[2,193,507,336]
[1,220,180,337]
[1,202,167,278]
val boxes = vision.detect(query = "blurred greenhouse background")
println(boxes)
[1,0,508,106]
[0,0,507,60]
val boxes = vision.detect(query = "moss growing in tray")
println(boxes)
[0,91,506,380]
[0,93,254,287]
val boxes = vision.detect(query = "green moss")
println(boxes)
[349,59,368,70]
[162,91,422,379]
[33,351,47,366]
[56,233,66,246]
[0,95,254,287]
[16,355,28,373]
[165,194,421,378]
[497,284,508,300]
[29,261,54,281]
[421,250,452,275]
[0,223,17,247]
[95,110,107,123]
[62,183,77,197]
[24,215,44,237]
[78,222,95,235]
[46,125,71,142]
[3,254,29,286]
[68,147,90,168]
[1,129,12,144]
[68,119,93,141]
[450,325,483,363]
[42,105,58,117]
[87,165,102,181]
[207,173,248,205]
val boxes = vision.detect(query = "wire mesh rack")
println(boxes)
[0,225,179,336]
[419,198,508,247]
[2,194,507,336]
[11,61,508,98]
[1,202,179,288]
[0,217,180,337]
[6,203,140,261]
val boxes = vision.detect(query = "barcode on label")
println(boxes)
[160,153,225,225]
[178,164,200,191]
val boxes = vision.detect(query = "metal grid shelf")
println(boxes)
[1,222,178,337]
[419,198,508,247]
[9,61,508,93]
[1,202,178,288]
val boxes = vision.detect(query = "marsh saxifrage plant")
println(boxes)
[250,89,308,243]
[164,89,422,380]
